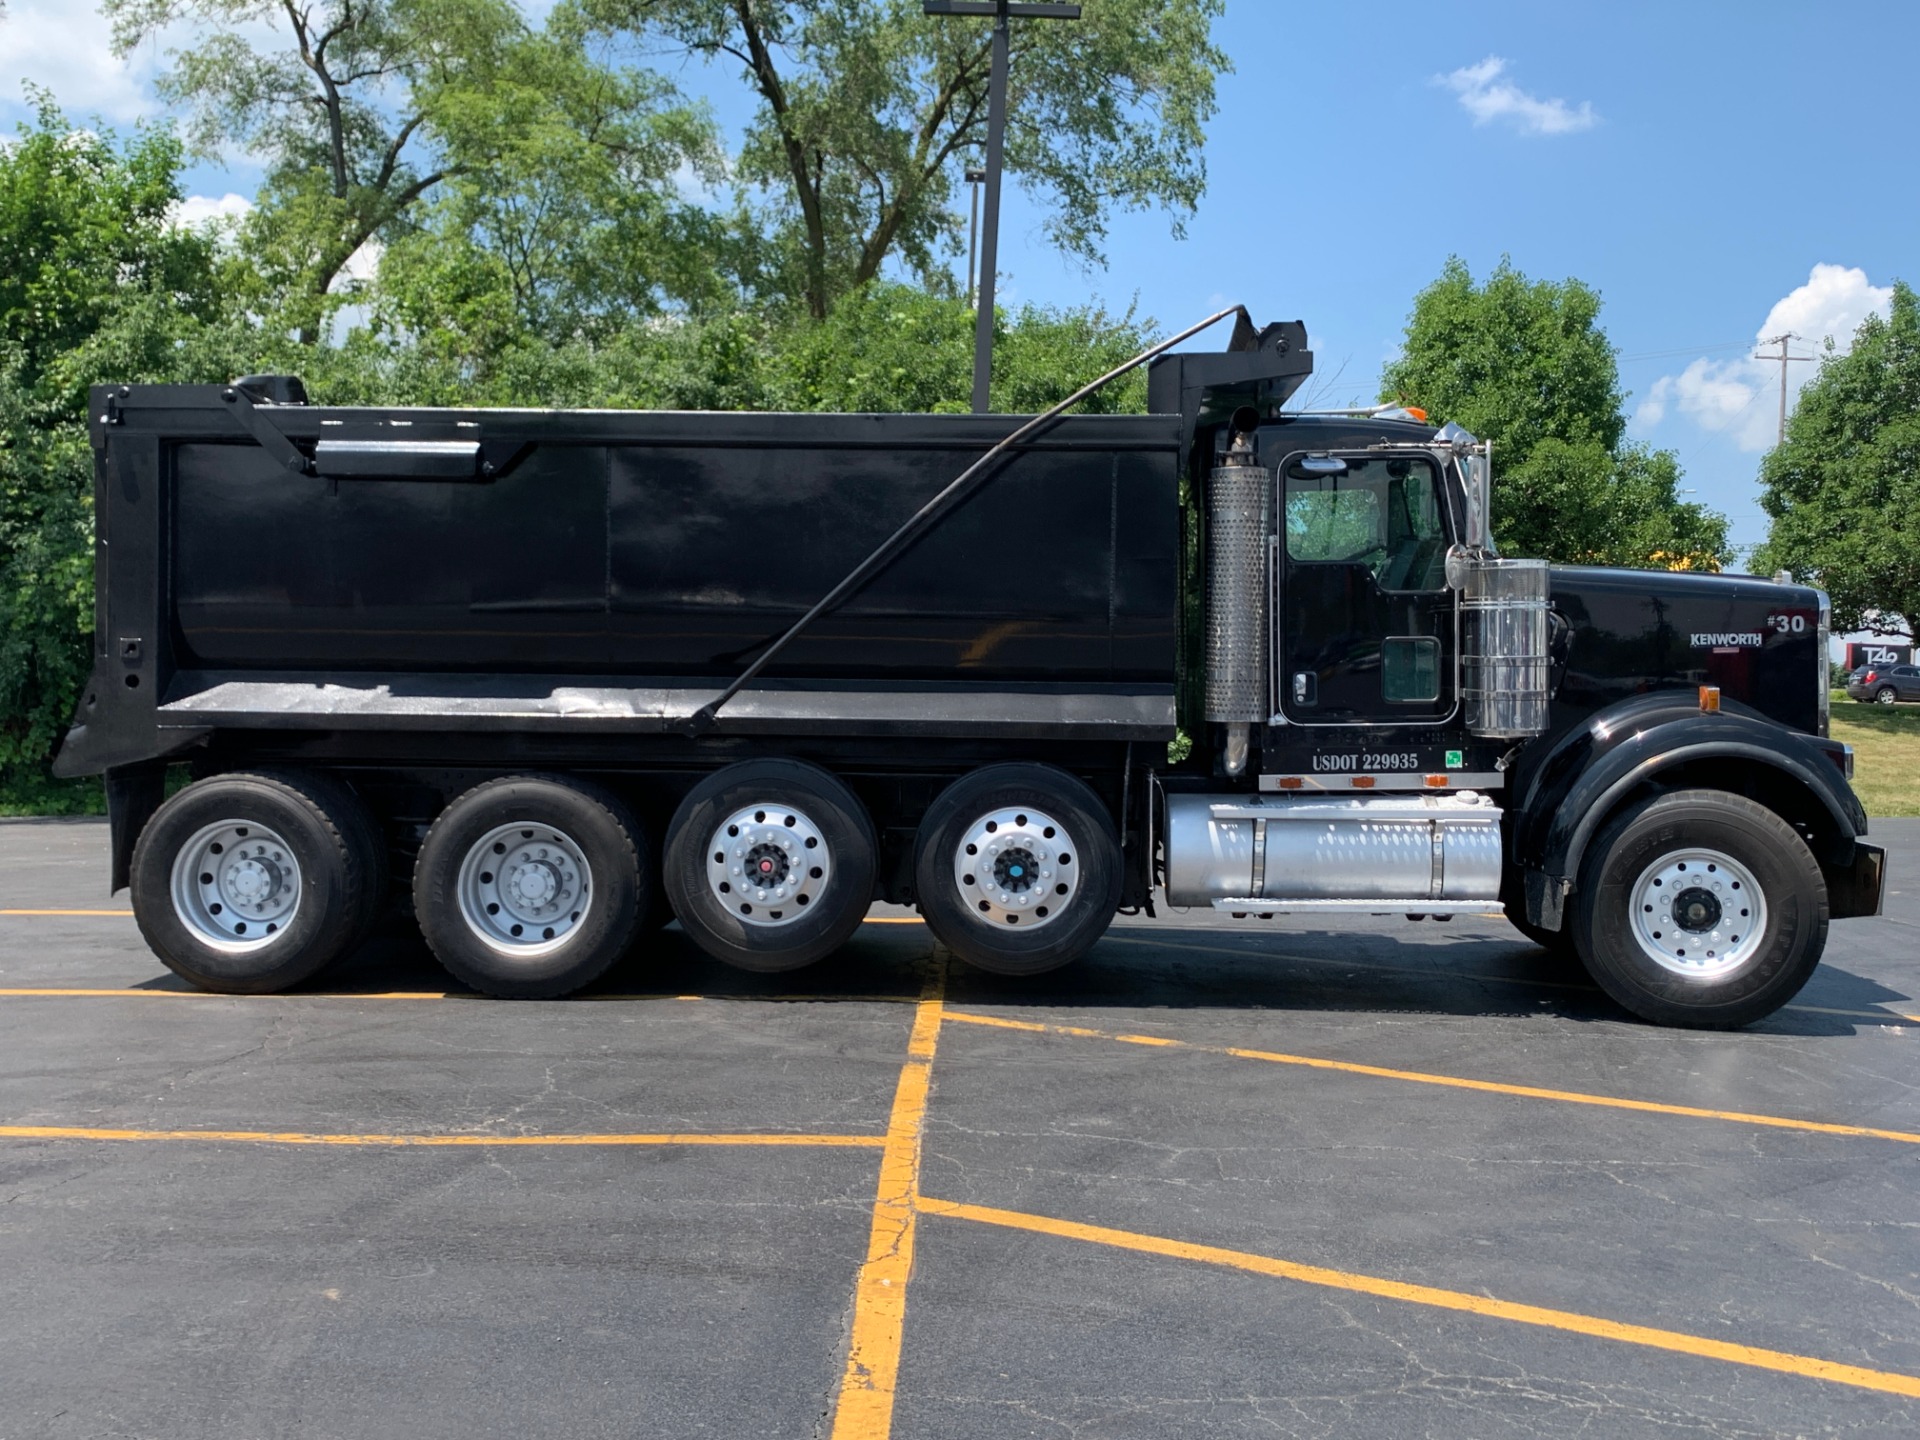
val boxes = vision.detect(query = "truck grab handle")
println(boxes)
[683,303,1252,735]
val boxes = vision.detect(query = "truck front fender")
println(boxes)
[1510,693,1866,929]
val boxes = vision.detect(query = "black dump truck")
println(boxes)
[54,313,1883,1026]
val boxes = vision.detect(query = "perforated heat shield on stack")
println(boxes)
[1204,450,1271,723]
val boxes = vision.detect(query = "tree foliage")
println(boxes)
[1755,282,1920,638]
[590,0,1227,318]
[0,101,224,808]
[103,0,723,339]
[1381,257,1728,570]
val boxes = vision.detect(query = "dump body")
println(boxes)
[58,392,1182,782]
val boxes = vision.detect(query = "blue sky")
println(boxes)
[3,0,1914,562]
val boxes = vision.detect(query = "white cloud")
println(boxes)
[1638,264,1893,451]
[1439,56,1597,137]
[169,192,253,229]
[0,1,159,120]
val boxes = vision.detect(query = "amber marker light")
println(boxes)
[1404,406,1428,422]
[1424,774,1449,788]
[1699,685,1721,713]
[1277,776,1303,790]
[1352,776,1376,789]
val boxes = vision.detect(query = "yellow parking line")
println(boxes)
[0,1124,882,1147]
[940,1010,1920,1146]
[0,909,135,916]
[916,1196,1920,1400]
[0,988,922,1004]
[828,964,946,1440]
[0,909,924,923]
[1102,933,1920,1026]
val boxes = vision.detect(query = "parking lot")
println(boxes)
[4,817,1918,1439]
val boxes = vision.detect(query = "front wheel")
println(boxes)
[1571,789,1827,1028]
[913,764,1121,977]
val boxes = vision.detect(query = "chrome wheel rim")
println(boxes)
[1627,847,1766,979]
[953,806,1078,931]
[706,803,830,928]
[1878,689,1897,705]
[169,820,302,952]
[456,823,593,957]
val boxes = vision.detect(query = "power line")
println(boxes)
[1616,340,1755,363]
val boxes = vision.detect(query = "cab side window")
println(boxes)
[1283,457,1448,592]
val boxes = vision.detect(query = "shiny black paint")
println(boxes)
[1547,565,1825,736]
[1509,691,1869,928]
[168,406,1180,682]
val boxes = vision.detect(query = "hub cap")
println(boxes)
[706,804,830,928]
[952,807,1078,931]
[457,823,593,957]
[1627,847,1766,979]
[169,820,302,952]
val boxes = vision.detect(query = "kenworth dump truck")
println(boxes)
[53,312,1883,1027]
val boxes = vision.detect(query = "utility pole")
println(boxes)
[964,165,986,309]
[924,0,1081,413]
[1754,333,1815,446]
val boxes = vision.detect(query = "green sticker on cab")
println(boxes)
[1445,749,1465,769]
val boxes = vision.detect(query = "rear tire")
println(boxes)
[131,770,383,993]
[1877,686,1898,705]
[414,775,648,999]
[913,764,1121,977]
[1571,789,1827,1028]
[664,759,877,973]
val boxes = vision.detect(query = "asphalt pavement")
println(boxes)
[3,817,1917,1438]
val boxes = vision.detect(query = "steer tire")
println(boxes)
[414,775,648,999]
[1571,789,1827,1029]
[131,769,383,994]
[664,758,877,973]
[913,764,1121,977]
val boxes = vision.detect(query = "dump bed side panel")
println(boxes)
[169,409,1179,684]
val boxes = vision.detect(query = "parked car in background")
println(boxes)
[1847,664,1920,704]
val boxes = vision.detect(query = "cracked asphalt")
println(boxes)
[3,816,1918,1439]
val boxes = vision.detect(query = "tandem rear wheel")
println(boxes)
[413,774,652,999]
[913,764,1122,976]
[1571,788,1828,1029]
[663,758,878,973]
[130,769,387,994]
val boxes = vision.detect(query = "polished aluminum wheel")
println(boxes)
[1628,847,1767,979]
[705,803,830,927]
[952,806,1078,930]
[456,823,593,957]
[168,820,302,952]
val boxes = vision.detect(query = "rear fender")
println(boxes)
[1511,692,1866,929]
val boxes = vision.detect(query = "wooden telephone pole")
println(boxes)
[1754,333,1815,446]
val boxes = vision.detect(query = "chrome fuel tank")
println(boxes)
[1162,792,1503,907]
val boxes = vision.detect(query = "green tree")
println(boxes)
[1755,282,1920,638]
[104,0,721,340]
[592,0,1227,319]
[1381,257,1728,569]
[0,100,224,809]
